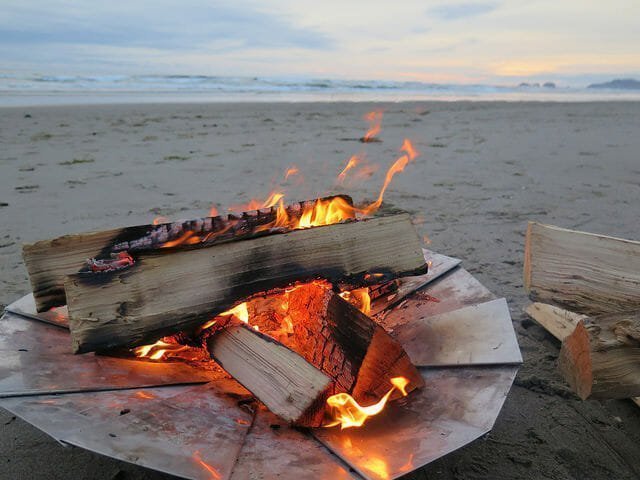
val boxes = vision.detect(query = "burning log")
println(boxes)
[65,213,427,353]
[207,322,334,427]
[22,196,352,311]
[559,313,640,400]
[286,283,424,404]
[524,222,640,316]
[206,284,423,427]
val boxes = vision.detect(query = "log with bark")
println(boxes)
[22,196,353,312]
[65,213,427,353]
[286,282,424,404]
[524,222,640,316]
[559,312,640,400]
[207,284,423,426]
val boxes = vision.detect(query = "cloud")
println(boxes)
[0,1,332,52]
[427,2,498,20]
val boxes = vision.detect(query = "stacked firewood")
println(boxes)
[21,198,428,426]
[523,222,640,406]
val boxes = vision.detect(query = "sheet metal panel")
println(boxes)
[0,381,254,480]
[0,310,219,397]
[370,249,461,316]
[231,405,360,480]
[394,298,523,367]
[379,267,496,332]
[313,366,518,480]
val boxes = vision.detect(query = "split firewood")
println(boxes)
[22,195,353,311]
[286,282,424,404]
[65,213,427,353]
[524,222,640,316]
[559,313,640,400]
[206,322,334,427]
[525,303,640,406]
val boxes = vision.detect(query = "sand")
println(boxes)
[1,101,640,479]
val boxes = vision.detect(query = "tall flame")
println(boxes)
[360,139,419,215]
[324,376,410,429]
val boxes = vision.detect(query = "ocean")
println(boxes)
[1,73,639,106]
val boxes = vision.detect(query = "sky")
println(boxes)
[1,0,639,85]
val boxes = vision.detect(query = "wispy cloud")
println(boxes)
[427,2,498,20]
[0,1,332,52]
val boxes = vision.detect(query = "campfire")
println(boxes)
[21,114,431,430]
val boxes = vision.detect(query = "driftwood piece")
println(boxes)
[559,313,640,400]
[287,283,424,404]
[525,302,640,407]
[207,323,333,427]
[524,222,640,316]
[22,196,353,312]
[66,214,426,353]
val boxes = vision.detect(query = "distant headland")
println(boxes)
[588,78,640,90]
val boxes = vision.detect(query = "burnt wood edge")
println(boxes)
[71,213,428,284]
[97,194,355,261]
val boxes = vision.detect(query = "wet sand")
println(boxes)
[1,101,640,479]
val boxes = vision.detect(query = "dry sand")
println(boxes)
[1,101,640,479]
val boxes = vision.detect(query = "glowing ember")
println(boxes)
[152,216,169,225]
[324,376,410,429]
[193,450,222,480]
[362,110,383,142]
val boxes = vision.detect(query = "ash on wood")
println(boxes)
[559,313,640,400]
[286,283,424,404]
[207,323,334,427]
[22,196,353,312]
[524,222,640,316]
[66,213,427,353]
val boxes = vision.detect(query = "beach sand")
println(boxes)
[1,101,640,479]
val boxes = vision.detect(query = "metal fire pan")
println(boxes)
[313,365,518,480]
[0,251,521,480]
[0,307,219,397]
[393,298,523,367]
[0,380,254,480]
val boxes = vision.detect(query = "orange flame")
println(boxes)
[284,166,300,180]
[209,206,219,217]
[193,451,222,480]
[360,139,419,215]
[297,196,355,229]
[152,216,169,225]
[219,302,249,323]
[363,110,383,141]
[339,287,371,315]
[134,339,188,360]
[337,155,361,184]
[324,376,410,429]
